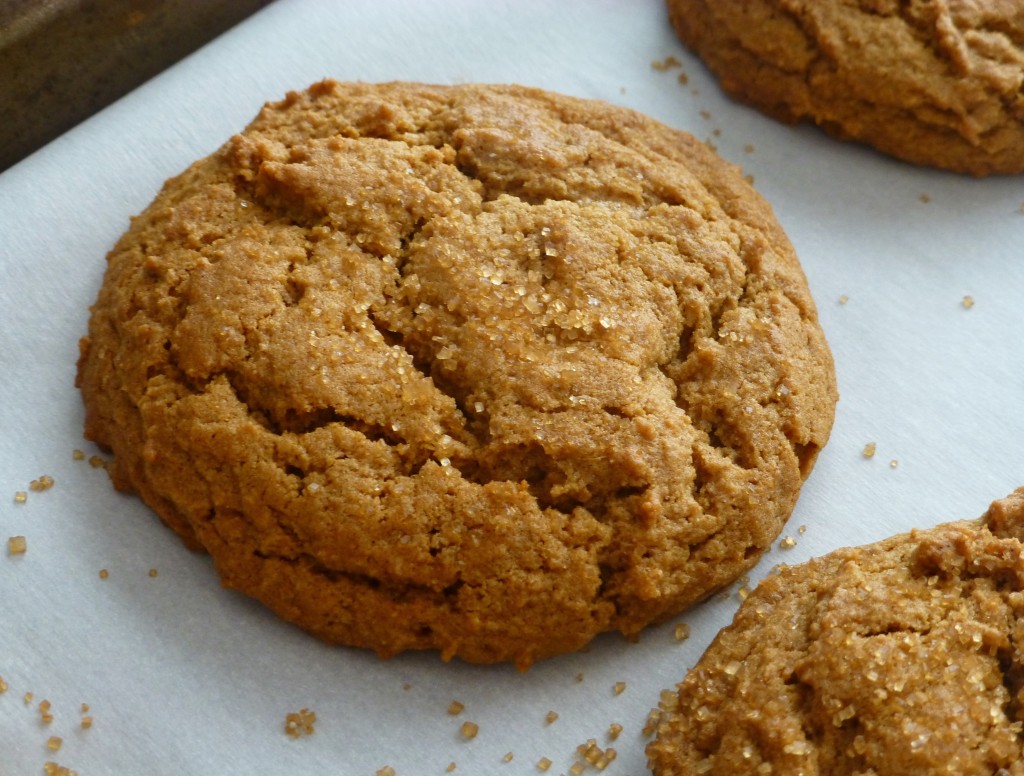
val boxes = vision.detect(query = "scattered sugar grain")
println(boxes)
[613,681,626,696]
[838,294,849,304]
[677,72,689,85]
[0,676,6,693]
[780,536,797,549]
[502,752,514,763]
[447,700,465,715]
[13,491,27,504]
[284,708,316,739]
[962,295,975,309]
[459,721,479,740]
[863,442,877,459]
[24,691,33,705]
[446,762,456,773]
[537,757,552,772]
[608,722,623,740]
[890,459,899,468]
[47,736,62,752]
[72,450,85,461]
[43,763,77,776]
[545,710,559,725]
[29,475,55,492]
[81,715,94,730]
[919,193,931,203]
[7,536,27,555]
[376,768,396,776]
[148,568,158,578]
[674,623,690,641]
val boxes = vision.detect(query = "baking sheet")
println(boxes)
[1,1,1022,773]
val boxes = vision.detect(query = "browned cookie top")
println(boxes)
[648,489,1024,775]
[667,0,1024,175]
[76,80,836,668]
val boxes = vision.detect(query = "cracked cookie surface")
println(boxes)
[76,80,836,668]
[667,0,1024,175]
[648,488,1024,775]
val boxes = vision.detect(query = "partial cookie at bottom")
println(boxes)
[648,488,1024,774]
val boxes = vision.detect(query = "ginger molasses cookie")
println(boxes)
[76,80,836,668]
[648,489,1024,775]
[667,0,1024,176]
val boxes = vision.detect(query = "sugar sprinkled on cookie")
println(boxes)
[76,80,836,668]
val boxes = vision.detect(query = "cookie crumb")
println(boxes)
[402,683,412,691]
[798,525,807,534]
[677,72,689,85]
[39,698,53,724]
[284,708,316,739]
[919,193,931,204]
[613,681,626,696]
[502,752,514,763]
[962,295,975,309]
[24,691,33,705]
[81,715,94,730]
[47,736,63,752]
[0,676,7,693]
[376,768,396,776]
[575,673,585,683]
[447,700,465,716]
[651,55,682,71]
[545,710,559,725]
[743,173,755,184]
[459,721,479,740]
[838,294,849,304]
[13,491,27,504]
[88,455,107,469]
[99,569,109,580]
[148,568,158,578]
[446,763,457,773]
[743,144,755,153]
[780,536,797,549]
[862,442,877,459]
[73,449,86,461]
[7,536,27,555]
[700,110,711,120]
[674,623,690,641]
[608,722,623,740]
[537,757,552,772]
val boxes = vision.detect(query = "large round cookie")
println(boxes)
[76,80,837,668]
[667,0,1024,176]
[648,489,1024,774]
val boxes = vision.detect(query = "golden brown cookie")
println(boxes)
[667,0,1024,176]
[76,80,837,668]
[648,488,1024,775]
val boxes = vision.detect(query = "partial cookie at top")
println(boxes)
[76,80,837,668]
[667,0,1024,175]
[648,488,1024,775]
